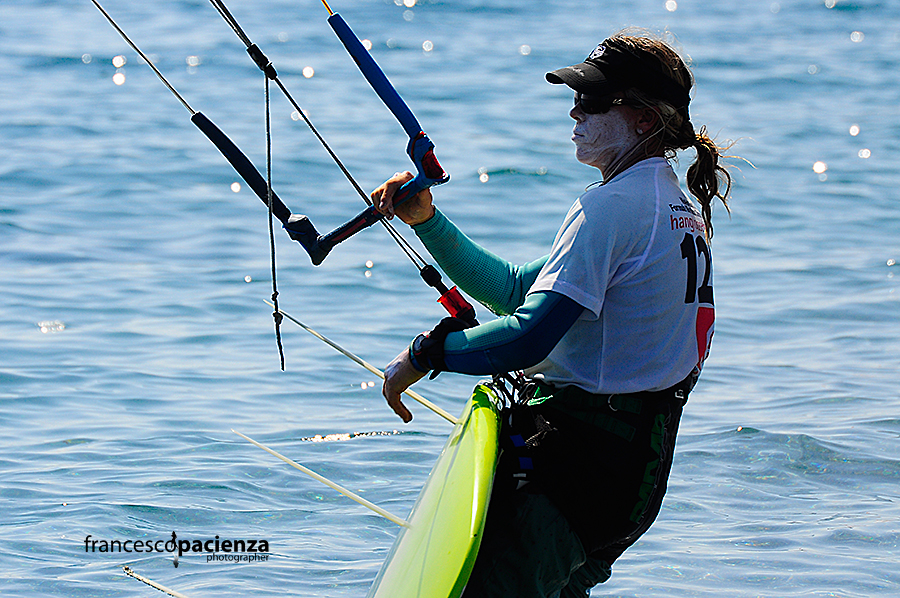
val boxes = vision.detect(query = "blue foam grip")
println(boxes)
[327,13,422,140]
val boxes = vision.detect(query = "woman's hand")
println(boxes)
[371,171,435,226]
[382,348,427,423]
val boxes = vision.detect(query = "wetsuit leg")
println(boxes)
[555,398,684,596]
[461,485,586,598]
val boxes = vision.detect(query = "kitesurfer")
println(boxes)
[374,30,734,598]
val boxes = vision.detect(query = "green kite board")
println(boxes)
[367,383,501,598]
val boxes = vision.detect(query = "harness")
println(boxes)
[486,374,693,556]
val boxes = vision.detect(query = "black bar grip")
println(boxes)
[190,111,292,225]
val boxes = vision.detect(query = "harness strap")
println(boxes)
[530,376,691,413]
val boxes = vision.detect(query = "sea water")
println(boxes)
[1,0,898,596]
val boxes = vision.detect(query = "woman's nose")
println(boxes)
[570,103,583,121]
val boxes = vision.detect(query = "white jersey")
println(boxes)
[526,157,714,394]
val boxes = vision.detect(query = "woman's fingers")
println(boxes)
[372,171,414,219]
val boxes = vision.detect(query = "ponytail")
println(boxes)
[612,32,736,241]
[686,125,732,240]
[624,95,735,242]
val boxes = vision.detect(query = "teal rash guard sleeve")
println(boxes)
[412,208,548,316]
[441,290,585,375]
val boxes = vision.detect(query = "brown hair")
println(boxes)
[613,31,734,240]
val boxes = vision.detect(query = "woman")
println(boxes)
[373,31,733,598]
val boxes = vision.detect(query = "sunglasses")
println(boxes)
[574,93,633,115]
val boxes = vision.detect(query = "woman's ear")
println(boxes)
[635,106,659,135]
